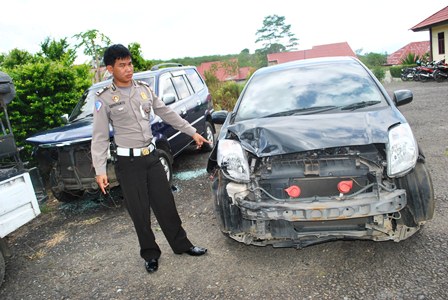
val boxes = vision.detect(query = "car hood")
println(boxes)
[26,118,102,145]
[224,108,405,157]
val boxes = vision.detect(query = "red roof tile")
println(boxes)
[386,41,430,65]
[197,59,252,82]
[267,42,357,65]
[411,6,448,31]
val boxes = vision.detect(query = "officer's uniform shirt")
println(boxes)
[91,80,196,175]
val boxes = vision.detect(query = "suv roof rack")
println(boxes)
[151,63,183,71]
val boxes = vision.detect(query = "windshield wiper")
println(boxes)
[263,106,339,118]
[340,101,381,111]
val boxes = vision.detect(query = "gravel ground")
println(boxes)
[0,79,447,300]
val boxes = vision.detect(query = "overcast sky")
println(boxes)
[1,0,446,64]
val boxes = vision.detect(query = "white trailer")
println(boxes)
[0,71,45,286]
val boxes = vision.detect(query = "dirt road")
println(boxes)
[1,80,447,299]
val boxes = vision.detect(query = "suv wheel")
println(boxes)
[156,149,173,184]
[201,121,216,152]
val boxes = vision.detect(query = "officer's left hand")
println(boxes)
[192,133,212,149]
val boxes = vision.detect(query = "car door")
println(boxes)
[157,71,192,155]
[183,68,208,135]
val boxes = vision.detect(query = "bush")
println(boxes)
[212,81,244,111]
[371,67,385,81]
[6,61,91,159]
[390,66,404,78]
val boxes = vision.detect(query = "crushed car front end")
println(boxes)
[207,56,434,248]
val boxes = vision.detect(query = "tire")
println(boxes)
[433,70,446,83]
[156,149,173,185]
[49,169,84,202]
[418,71,429,82]
[201,121,216,152]
[400,73,408,81]
[396,161,435,227]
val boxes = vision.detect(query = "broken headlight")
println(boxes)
[387,123,418,177]
[217,139,250,182]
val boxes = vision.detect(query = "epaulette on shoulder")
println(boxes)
[136,80,150,87]
[95,85,110,96]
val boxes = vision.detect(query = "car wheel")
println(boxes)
[49,170,84,202]
[396,161,435,227]
[156,149,173,184]
[201,121,216,152]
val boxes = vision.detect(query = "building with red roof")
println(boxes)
[197,60,253,82]
[410,6,448,62]
[386,41,430,65]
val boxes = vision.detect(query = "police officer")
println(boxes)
[91,44,210,273]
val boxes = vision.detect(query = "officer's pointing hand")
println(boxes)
[96,174,109,194]
[192,133,212,149]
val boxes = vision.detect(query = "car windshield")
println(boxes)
[69,76,156,122]
[234,61,387,122]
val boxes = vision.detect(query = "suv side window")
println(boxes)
[160,73,178,103]
[171,75,191,100]
[185,69,205,93]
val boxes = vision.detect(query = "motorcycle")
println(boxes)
[416,60,445,82]
[432,60,448,82]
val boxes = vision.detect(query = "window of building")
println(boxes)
[438,32,445,55]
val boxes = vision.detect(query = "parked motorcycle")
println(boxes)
[432,60,448,82]
[400,66,418,81]
[416,60,445,82]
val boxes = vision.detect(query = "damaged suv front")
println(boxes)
[207,57,434,248]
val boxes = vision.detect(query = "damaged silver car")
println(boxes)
[207,56,434,248]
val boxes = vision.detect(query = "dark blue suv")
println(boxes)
[27,64,216,202]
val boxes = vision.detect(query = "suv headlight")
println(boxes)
[387,123,418,177]
[217,139,250,182]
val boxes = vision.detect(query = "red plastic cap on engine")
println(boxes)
[285,185,301,198]
[337,180,353,194]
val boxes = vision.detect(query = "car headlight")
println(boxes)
[217,139,250,182]
[387,123,418,177]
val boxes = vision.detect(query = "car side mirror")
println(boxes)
[211,110,228,124]
[61,114,69,124]
[393,90,413,107]
[162,94,176,105]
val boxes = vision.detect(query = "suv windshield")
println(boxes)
[234,61,387,122]
[69,76,156,122]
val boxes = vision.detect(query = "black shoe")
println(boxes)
[185,246,207,256]
[145,258,158,273]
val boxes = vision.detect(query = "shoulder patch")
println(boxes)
[136,80,150,87]
[96,86,110,96]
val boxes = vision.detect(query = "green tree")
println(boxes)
[255,15,299,54]
[73,29,111,82]
[40,37,76,65]
[128,42,151,72]
[0,49,34,69]
[358,52,387,67]
[6,61,91,157]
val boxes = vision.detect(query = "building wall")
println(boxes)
[431,24,448,62]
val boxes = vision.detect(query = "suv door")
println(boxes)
[184,68,208,135]
[158,71,192,155]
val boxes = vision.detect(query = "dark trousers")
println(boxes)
[116,152,193,260]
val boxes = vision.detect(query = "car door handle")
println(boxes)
[181,107,187,115]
